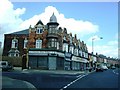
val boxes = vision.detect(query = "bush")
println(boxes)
[2,56,22,67]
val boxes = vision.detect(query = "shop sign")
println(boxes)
[72,56,82,62]
[29,51,64,57]
[72,56,89,63]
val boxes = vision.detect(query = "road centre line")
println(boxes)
[60,74,87,90]
[76,75,81,78]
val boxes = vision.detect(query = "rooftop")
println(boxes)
[10,29,29,35]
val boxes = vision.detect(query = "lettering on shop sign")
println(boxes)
[29,51,64,57]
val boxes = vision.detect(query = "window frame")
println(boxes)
[36,28,43,34]
[36,39,42,48]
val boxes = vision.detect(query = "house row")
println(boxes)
[2,13,119,70]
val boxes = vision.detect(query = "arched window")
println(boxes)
[11,37,18,48]
[36,39,42,48]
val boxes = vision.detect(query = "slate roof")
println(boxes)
[10,29,29,35]
[36,20,44,25]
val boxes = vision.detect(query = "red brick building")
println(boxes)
[2,13,119,70]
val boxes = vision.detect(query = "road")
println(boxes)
[62,69,119,89]
[2,69,119,90]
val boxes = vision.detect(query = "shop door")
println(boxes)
[48,57,56,70]
[29,56,37,69]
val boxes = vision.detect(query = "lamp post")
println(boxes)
[91,36,103,71]
[92,37,103,54]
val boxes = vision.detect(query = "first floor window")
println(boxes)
[51,39,54,47]
[48,39,57,48]
[63,43,68,52]
[79,50,82,57]
[24,38,28,48]
[57,42,59,49]
[74,48,78,56]
[11,37,18,48]
[36,39,42,48]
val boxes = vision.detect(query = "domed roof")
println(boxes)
[50,13,57,22]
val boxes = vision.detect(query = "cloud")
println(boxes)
[0,1,99,43]
[20,6,99,36]
[0,0,26,47]
[0,0,118,59]
[87,40,118,58]
[0,0,26,33]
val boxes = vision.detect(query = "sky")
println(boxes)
[0,0,119,58]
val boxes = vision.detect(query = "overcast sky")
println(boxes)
[0,0,119,58]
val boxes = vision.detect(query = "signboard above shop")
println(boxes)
[29,51,64,57]
[72,56,89,63]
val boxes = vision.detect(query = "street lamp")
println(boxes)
[92,37,103,54]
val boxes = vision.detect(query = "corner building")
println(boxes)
[3,13,89,70]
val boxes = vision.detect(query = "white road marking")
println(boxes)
[60,74,87,90]
[113,70,119,75]
[76,75,81,78]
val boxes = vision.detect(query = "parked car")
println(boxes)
[111,66,116,69]
[96,66,104,72]
[101,65,108,70]
[0,61,14,71]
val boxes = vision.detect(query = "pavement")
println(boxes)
[2,76,37,89]
[13,67,94,75]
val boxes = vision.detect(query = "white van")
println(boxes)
[0,61,13,71]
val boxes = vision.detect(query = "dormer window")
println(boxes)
[36,28,43,34]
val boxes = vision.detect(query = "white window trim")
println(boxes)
[36,39,42,48]
[66,44,68,52]
[63,43,68,52]
[74,48,78,56]
[79,50,82,57]
[11,39,18,48]
[57,42,59,49]
[72,47,74,54]
[12,41,15,48]
[36,28,43,34]
[24,39,28,48]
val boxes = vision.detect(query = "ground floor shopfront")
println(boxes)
[28,49,89,71]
